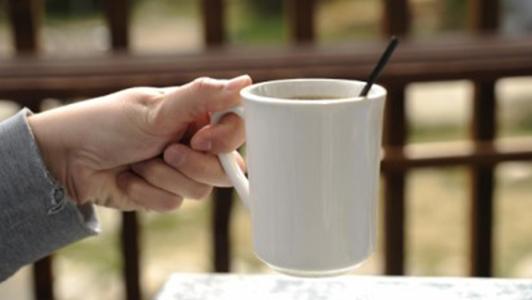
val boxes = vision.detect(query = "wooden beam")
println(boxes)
[470,165,495,277]
[469,80,497,277]
[286,0,315,43]
[203,1,231,273]
[121,212,141,300]
[32,256,54,300]
[2,37,532,101]
[202,0,225,46]
[381,0,410,37]
[469,0,500,32]
[6,0,41,54]
[212,188,234,272]
[383,84,407,275]
[468,0,499,277]
[382,138,532,170]
[104,0,131,51]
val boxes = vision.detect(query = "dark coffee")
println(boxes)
[288,95,342,100]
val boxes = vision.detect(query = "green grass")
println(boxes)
[409,125,467,143]
[228,7,287,45]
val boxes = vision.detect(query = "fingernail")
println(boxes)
[166,145,187,167]
[225,74,251,91]
[193,137,212,152]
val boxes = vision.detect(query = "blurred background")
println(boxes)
[1,0,532,299]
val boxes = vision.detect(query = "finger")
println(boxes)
[190,112,245,153]
[131,158,213,200]
[158,75,252,126]
[181,114,210,145]
[117,171,183,212]
[164,143,246,187]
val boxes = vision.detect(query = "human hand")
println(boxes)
[28,75,251,211]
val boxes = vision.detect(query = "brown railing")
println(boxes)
[2,0,532,299]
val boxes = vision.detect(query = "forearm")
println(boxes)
[0,109,99,282]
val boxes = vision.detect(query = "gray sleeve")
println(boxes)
[0,108,100,282]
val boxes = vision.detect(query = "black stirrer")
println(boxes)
[359,36,399,97]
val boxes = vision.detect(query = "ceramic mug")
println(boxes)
[211,79,387,277]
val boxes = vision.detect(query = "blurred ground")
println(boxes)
[0,0,531,299]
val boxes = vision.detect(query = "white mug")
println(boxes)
[211,79,387,277]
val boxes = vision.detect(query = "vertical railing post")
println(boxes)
[104,1,141,298]
[7,0,54,299]
[382,0,410,38]
[212,188,234,272]
[381,0,409,276]
[286,0,315,43]
[6,0,41,54]
[468,0,499,277]
[121,211,141,300]
[104,0,131,52]
[468,0,500,32]
[382,84,407,275]
[32,256,54,300]
[200,0,234,272]
[469,80,497,277]
[202,0,225,47]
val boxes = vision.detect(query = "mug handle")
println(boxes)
[211,106,250,208]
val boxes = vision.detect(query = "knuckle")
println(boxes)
[128,179,142,195]
[122,197,143,211]
[119,90,166,136]
[188,158,209,176]
[217,137,234,152]
[191,185,213,200]
[124,87,150,96]
[143,161,165,182]
[191,77,225,95]
[192,77,215,92]
[210,135,232,154]
[223,110,240,121]
[165,196,184,211]
[146,101,168,133]
[219,175,233,187]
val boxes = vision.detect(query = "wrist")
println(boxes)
[28,113,70,192]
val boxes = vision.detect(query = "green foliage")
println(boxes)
[247,0,283,16]
[443,0,467,30]
[409,124,466,144]
[59,231,122,275]
[230,12,286,45]
[519,115,532,131]
[45,0,103,17]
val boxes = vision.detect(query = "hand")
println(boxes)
[28,75,251,212]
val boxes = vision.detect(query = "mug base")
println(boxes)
[266,263,361,278]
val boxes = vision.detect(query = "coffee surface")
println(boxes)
[288,95,343,100]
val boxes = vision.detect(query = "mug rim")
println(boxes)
[240,78,386,105]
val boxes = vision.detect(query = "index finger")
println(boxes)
[190,112,245,154]
[158,75,252,125]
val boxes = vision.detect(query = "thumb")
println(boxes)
[159,75,252,125]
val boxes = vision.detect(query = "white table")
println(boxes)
[155,274,532,300]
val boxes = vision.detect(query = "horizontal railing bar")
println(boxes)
[382,137,532,170]
[1,56,532,101]
[2,35,532,78]
[1,38,531,101]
